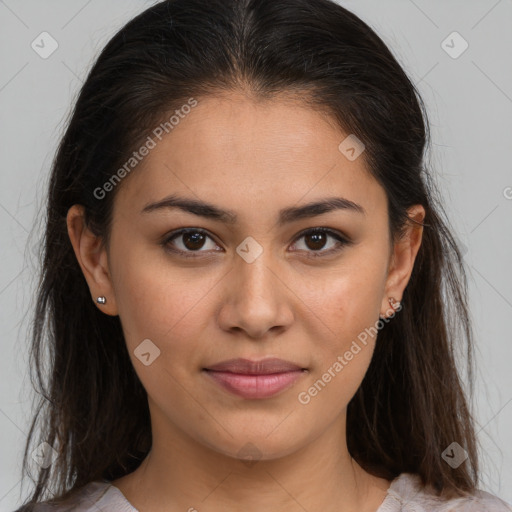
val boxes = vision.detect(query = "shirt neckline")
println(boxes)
[104,473,408,512]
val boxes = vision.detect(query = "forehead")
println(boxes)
[157,92,349,168]
[113,92,386,221]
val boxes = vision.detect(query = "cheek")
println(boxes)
[110,247,217,358]
[293,269,384,420]
[292,251,387,394]
[301,260,386,346]
[111,257,217,417]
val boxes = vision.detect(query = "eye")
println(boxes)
[162,228,221,257]
[290,227,352,258]
[161,227,352,259]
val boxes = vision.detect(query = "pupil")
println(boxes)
[306,233,326,250]
[184,232,205,250]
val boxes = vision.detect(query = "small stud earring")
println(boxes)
[96,296,107,304]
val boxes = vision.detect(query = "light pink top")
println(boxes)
[25,473,512,511]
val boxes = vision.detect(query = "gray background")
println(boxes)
[1,0,511,509]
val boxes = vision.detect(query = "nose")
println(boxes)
[216,248,294,339]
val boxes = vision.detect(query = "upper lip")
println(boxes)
[204,358,305,375]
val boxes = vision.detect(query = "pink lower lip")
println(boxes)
[204,370,305,399]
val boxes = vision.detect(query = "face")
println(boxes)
[70,91,423,462]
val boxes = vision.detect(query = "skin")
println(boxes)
[67,91,425,512]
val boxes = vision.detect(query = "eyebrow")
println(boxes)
[141,194,366,225]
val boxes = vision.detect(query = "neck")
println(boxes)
[112,404,391,512]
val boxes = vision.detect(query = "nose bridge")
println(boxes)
[216,235,294,337]
[234,236,279,299]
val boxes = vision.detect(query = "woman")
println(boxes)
[15,0,512,510]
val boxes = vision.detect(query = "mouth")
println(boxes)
[202,358,308,399]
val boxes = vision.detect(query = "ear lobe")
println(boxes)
[66,204,118,316]
[379,204,425,317]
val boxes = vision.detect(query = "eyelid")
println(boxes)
[291,226,351,244]
[288,227,353,257]
[161,228,221,257]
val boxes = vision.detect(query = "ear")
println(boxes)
[380,204,425,318]
[66,204,118,316]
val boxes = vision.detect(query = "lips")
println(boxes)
[204,357,305,375]
[203,358,307,399]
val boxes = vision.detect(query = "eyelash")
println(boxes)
[161,227,352,259]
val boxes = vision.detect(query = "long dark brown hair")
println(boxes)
[17,0,480,508]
